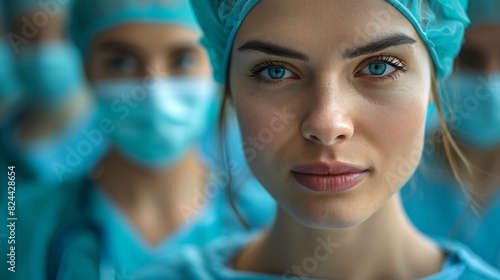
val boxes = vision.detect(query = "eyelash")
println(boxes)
[363,55,407,81]
[247,60,291,86]
[104,57,137,72]
[247,55,407,86]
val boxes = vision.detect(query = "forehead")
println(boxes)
[234,0,420,55]
[91,23,200,53]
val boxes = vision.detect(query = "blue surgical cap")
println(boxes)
[70,0,200,56]
[467,0,500,28]
[190,0,470,83]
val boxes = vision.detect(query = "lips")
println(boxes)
[291,162,368,192]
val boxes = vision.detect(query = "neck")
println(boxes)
[95,148,207,244]
[236,194,444,280]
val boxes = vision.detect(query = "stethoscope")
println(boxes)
[48,176,115,279]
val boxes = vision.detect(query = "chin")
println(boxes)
[284,200,374,230]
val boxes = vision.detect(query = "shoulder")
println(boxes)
[437,238,500,280]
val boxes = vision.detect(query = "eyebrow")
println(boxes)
[168,42,203,55]
[343,33,417,59]
[237,40,309,60]
[98,41,140,56]
[236,33,416,61]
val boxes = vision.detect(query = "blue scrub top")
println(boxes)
[52,149,276,279]
[136,233,500,280]
[401,151,500,269]
[52,180,228,279]
[0,177,84,280]
[51,112,276,279]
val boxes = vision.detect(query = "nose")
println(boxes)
[143,61,168,79]
[301,80,355,146]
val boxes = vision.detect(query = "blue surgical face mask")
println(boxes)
[0,41,23,123]
[94,76,219,169]
[441,72,500,149]
[17,41,85,108]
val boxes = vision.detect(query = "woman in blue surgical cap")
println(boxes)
[48,0,274,279]
[136,0,500,279]
[402,0,500,270]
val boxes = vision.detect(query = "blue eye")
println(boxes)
[265,66,285,79]
[249,60,297,84]
[173,53,196,70]
[361,62,396,77]
[259,66,294,80]
[368,63,388,75]
[358,56,406,79]
[106,57,138,74]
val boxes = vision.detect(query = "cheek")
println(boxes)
[196,52,212,76]
[386,102,426,147]
[234,89,264,138]
[234,95,282,161]
[369,94,428,190]
[231,77,294,159]
[234,99,264,139]
[85,51,109,82]
[232,91,297,175]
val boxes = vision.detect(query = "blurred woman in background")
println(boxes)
[49,0,274,279]
[402,0,500,269]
